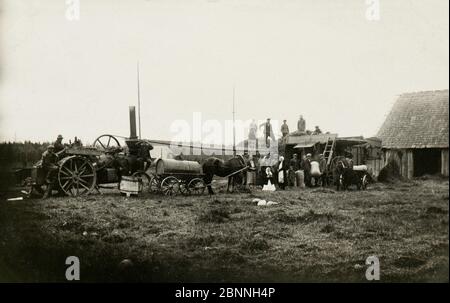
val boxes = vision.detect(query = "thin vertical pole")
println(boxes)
[232,85,236,156]
[137,62,142,139]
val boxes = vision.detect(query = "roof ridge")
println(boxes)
[399,89,449,95]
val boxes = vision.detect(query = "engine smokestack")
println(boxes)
[129,106,138,139]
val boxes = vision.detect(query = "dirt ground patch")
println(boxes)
[0,179,448,282]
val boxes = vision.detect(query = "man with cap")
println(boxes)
[297,115,306,134]
[301,153,312,187]
[319,153,328,187]
[54,134,65,153]
[281,120,289,138]
[41,145,58,197]
[289,153,300,187]
[313,126,322,135]
[260,118,274,147]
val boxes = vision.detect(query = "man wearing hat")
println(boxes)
[319,154,328,187]
[54,134,65,153]
[297,115,306,134]
[260,118,274,147]
[41,145,59,198]
[313,126,322,135]
[281,120,289,138]
[301,153,312,187]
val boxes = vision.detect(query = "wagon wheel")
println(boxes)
[160,176,180,196]
[93,134,121,151]
[58,156,97,196]
[132,171,151,193]
[149,176,161,193]
[188,178,206,195]
[179,180,190,196]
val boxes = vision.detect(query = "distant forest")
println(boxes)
[0,141,49,168]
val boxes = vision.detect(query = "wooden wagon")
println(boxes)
[149,159,206,196]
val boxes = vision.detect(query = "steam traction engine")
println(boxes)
[26,135,153,198]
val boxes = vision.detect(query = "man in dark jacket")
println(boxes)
[260,118,274,147]
[281,120,289,138]
[41,145,58,198]
[54,134,65,153]
[319,153,328,187]
[289,153,300,187]
[301,153,312,187]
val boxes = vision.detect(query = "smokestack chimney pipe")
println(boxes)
[129,106,138,139]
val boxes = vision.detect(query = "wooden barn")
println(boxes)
[377,89,449,178]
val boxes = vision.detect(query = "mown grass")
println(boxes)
[0,179,448,282]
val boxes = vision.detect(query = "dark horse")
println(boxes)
[335,157,371,190]
[203,155,250,194]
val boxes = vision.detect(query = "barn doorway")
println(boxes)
[413,148,441,177]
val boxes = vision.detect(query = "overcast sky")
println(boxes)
[0,0,448,145]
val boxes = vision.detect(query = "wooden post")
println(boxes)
[407,150,414,179]
[441,148,449,176]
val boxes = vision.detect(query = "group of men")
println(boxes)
[245,151,329,190]
[249,116,323,147]
[287,153,328,187]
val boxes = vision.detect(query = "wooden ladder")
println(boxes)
[323,137,336,167]
[323,137,336,185]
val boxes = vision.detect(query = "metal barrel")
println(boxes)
[156,159,202,175]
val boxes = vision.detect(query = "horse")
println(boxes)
[334,157,355,191]
[335,158,371,190]
[202,155,250,194]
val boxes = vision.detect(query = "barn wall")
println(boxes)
[366,157,384,178]
[384,149,413,179]
[441,148,449,176]
[385,149,402,174]
[406,150,414,179]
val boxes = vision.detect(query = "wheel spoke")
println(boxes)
[62,166,73,176]
[78,181,90,191]
[59,169,71,177]
[62,180,72,190]
[78,162,88,173]
[98,140,106,149]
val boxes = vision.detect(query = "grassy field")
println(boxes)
[0,178,448,282]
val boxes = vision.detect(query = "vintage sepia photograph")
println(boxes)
[0,0,448,287]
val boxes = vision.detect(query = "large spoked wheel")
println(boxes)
[132,171,151,193]
[160,176,180,196]
[188,178,206,195]
[58,156,97,196]
[93,134,121,151]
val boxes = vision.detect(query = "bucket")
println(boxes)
[119,176,140,196]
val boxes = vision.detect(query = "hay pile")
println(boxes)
[378,160,401,183]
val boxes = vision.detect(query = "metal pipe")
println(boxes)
[129,106,138,139]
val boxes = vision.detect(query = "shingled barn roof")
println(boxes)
[377,90,449,149]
